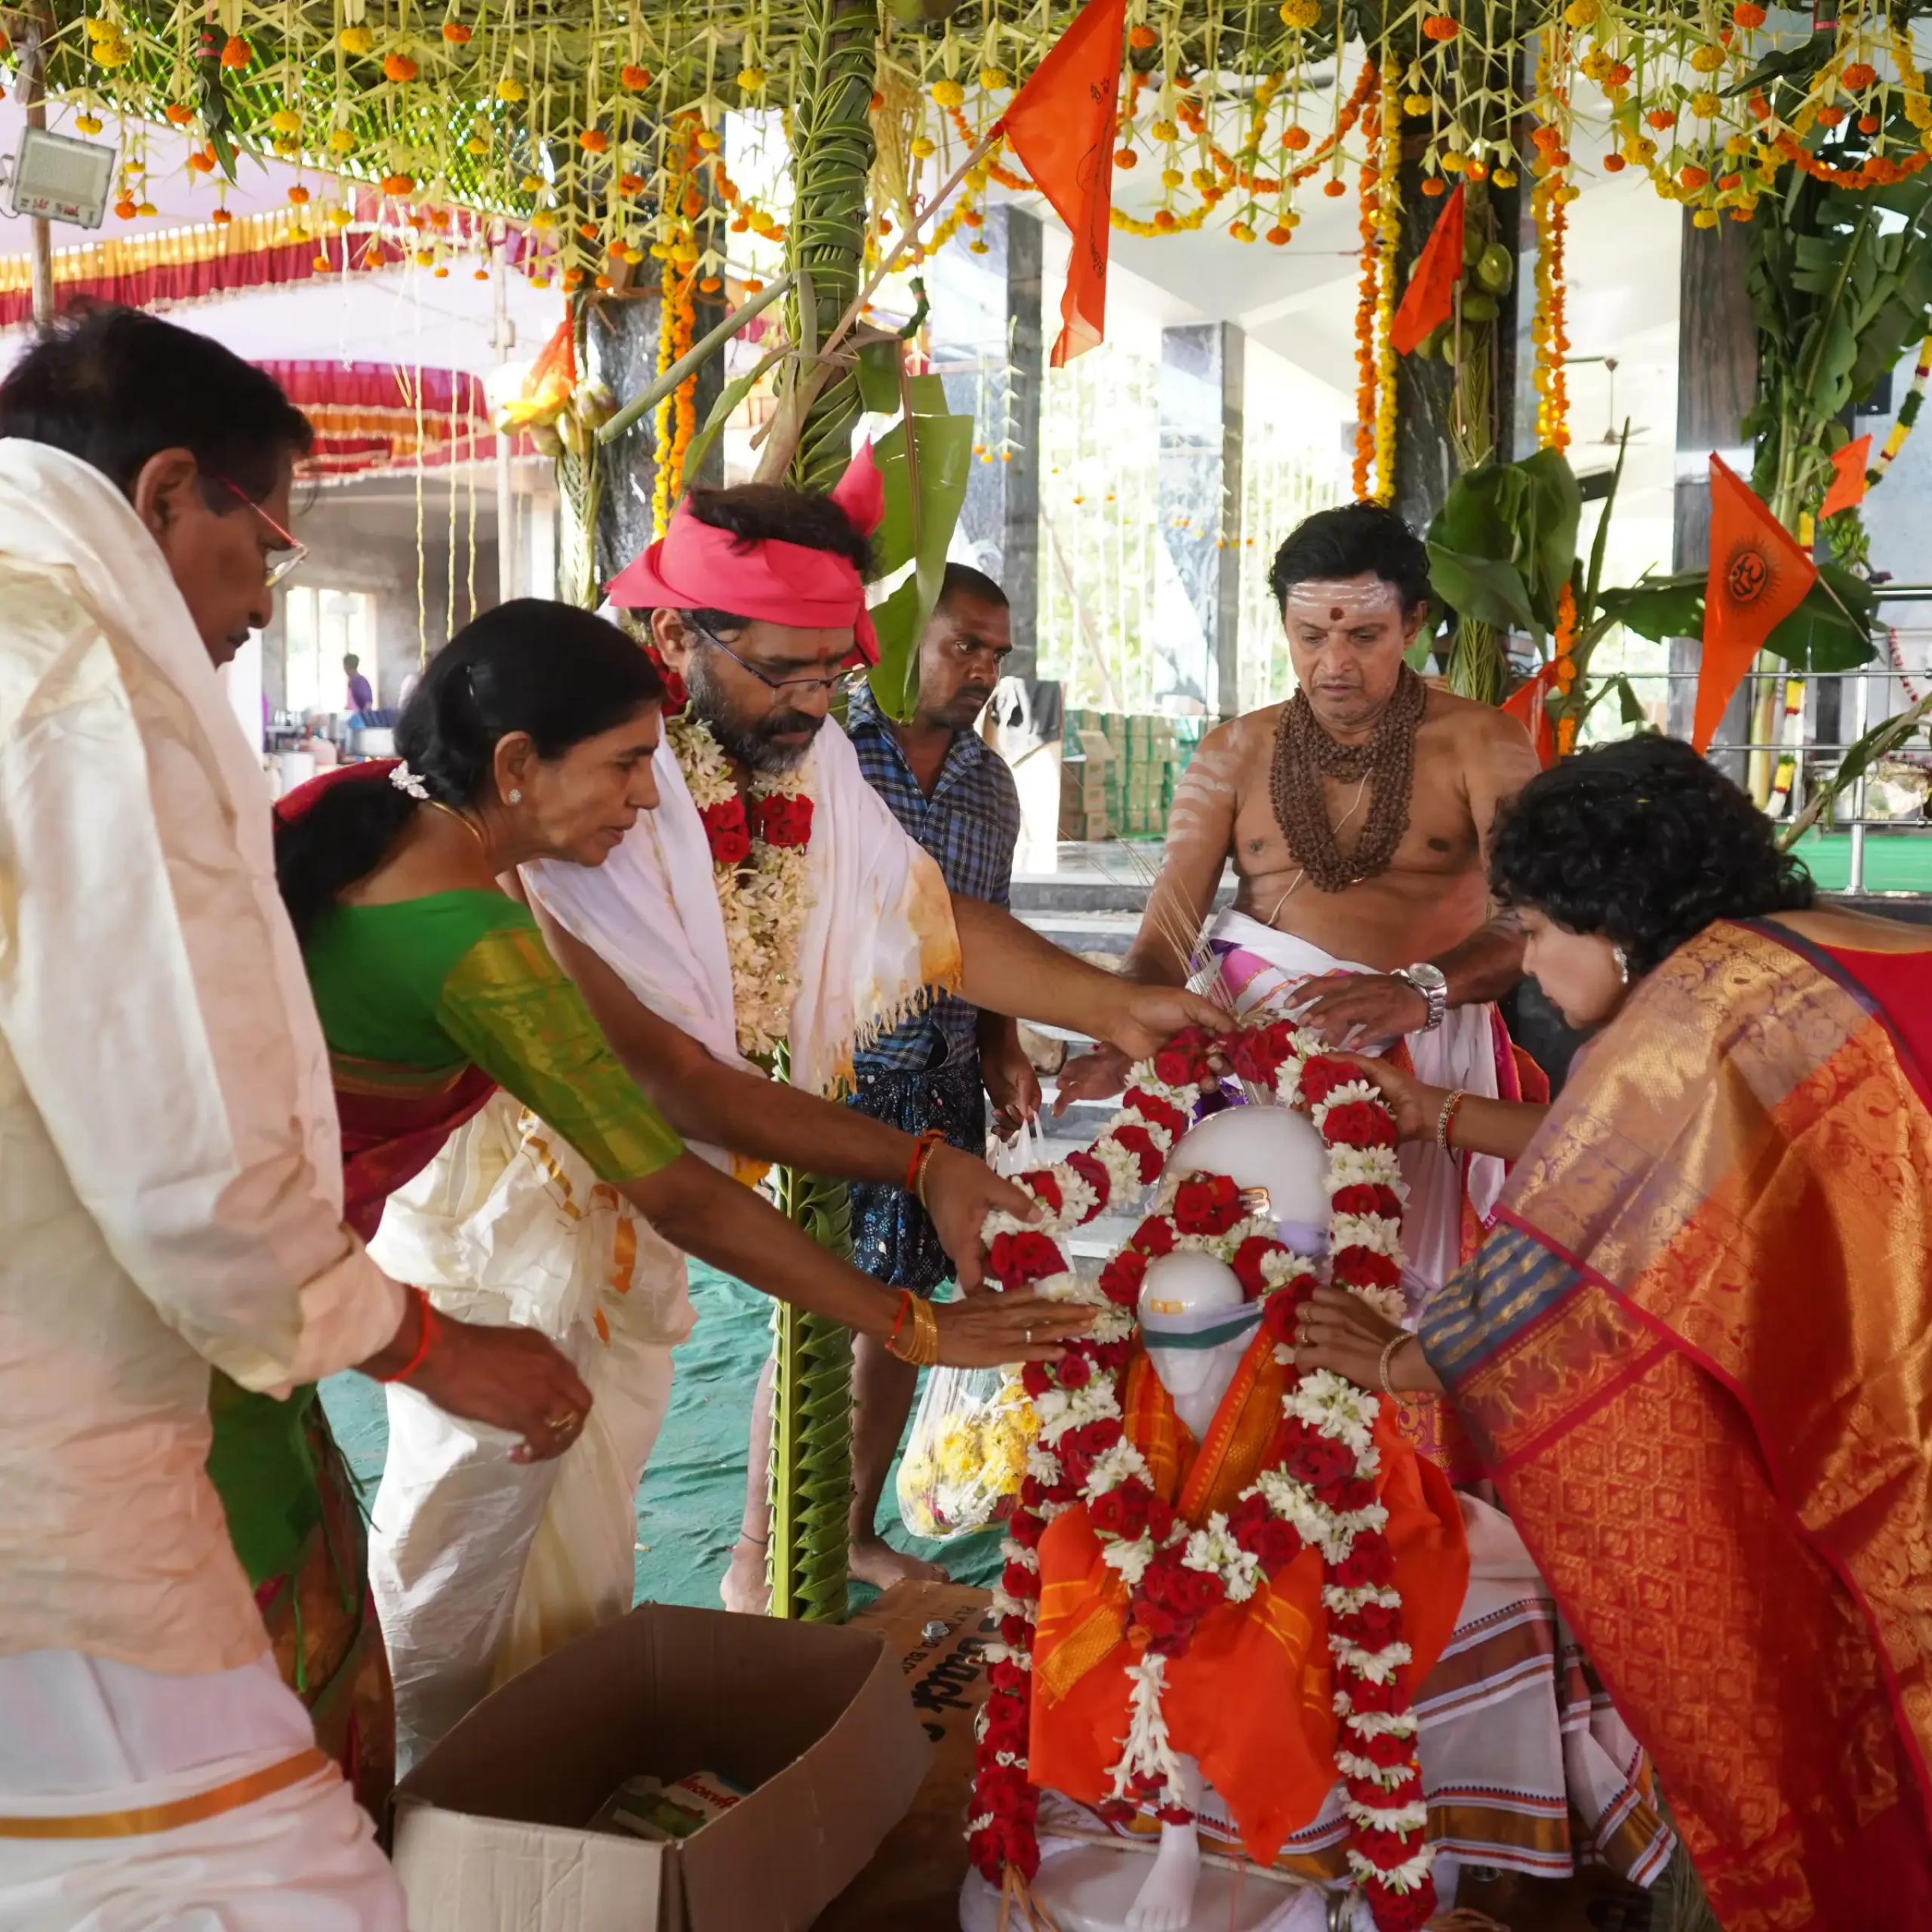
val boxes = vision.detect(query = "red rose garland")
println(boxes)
[967,1022,1435,1929]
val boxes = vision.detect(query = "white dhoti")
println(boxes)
[1204,910,1517,1300]
[367,1095,689,1774]
[0,1653,403,1930]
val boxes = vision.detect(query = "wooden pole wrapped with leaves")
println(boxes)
[758,0,878,1626]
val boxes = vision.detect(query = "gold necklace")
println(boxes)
[426,798,488,854]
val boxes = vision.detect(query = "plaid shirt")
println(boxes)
[845,682,1020,1073]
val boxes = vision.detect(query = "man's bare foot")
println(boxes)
[848,1536,948,1590]
[720,1536,770,1614]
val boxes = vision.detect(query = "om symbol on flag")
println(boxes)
[1724,543,1770,606]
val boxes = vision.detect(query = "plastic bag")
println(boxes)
[894,1125,1044,1541]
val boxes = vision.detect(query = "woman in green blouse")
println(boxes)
[251,601,1084,1805]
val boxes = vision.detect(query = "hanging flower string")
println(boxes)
[966,1021,1434,1932]
[1374,54,1402,506]
[1352,155,1382,502]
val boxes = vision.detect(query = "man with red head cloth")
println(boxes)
[365,463,1229,1764]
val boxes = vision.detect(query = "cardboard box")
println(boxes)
[816,1582,998,1932]
[391,1604,932,1932]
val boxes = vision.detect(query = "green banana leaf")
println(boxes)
[1595,571,1706,643]
[1761,561,1878,671]
[1425,449,1582,643]
[1426,543,1542,641]
[856,337,974,722]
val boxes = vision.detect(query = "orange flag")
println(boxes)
[998,0,1127,366]
[1694,454,1817,752]
[1819,433,1872,521]
[1503,660,1561,769]
[1390,184,1466,356]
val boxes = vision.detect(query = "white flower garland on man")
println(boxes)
[651,651,817,1062]
[967,1020,1437,1932]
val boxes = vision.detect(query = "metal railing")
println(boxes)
[1597,593,1932,896]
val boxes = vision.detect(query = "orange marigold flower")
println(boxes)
[1602,152,1627,171]
[618,172,644,194]
[220,35,251,67]
[1113,147,1137,167]
[1421,175,1447,195]
[1265,223,1292,244]
[1734,2,1766,23]
[1679,164,1709,189]
[381,171,416,195]
[187,149,216,174]
[1609,61,1632,84]
[1323,177,1346,195]
[578,220,599,239]
[1842,60,1877,90]
[441,21,472,42]
[620,63,651,89]
[1128,23,1158,46]
[383,52,419,82]
[1749,91,1771,118]
[1421,14,1460,40]
[1646,108,1678,129]
[288,184,311,204]
[165,103,194,125]
[699,275,721,291]
[1153,208,1177,229]
[580,128,609,152]
[1282,125,1311,150]
[1860,113,1880,134]
[1817,104,1845,126]
[211,206,234,224]
[113,197,137,219]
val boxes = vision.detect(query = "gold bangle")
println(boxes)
[909,1294,940,1367]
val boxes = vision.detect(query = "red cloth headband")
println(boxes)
[604,444,886,664]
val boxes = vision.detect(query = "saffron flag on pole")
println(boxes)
[1818,432,1872,521]
[1693,454,1817,752]
[1503,660,1562,769]
[996,0,1127,366]
[1389,183,1466,355]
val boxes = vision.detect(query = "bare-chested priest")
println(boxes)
[1060,501,1543,1300]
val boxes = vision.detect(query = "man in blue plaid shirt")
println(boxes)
[842,562,1040,1588]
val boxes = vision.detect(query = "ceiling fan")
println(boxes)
[1564,352,1654,445]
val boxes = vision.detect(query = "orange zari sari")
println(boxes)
[1423,912,1932,1930]
[1029,1327,1469,1866]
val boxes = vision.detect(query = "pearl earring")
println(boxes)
[507,788,522,804]
[1612,944,1629,986]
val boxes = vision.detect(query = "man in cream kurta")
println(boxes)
[0,308,588,1927]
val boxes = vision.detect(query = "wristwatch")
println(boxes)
[1389,961,1447,1032]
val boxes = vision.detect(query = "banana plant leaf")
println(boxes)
[1426,543,1541,641]
[1425,450,1582,643]
[1762,561,1878,671]
[857,337,974,722]
[1595,571,1706,642]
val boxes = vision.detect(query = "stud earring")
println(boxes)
[507,788,523,804]
[1612,944,1629,986]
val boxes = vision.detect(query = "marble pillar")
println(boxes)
[1152,320,1244,718]
[924,206,1044,675]
[1670,208,1757,757]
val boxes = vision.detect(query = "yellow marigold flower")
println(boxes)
[911,136,936,158]
[1161,166,1183,186]
[414,248,434,266]
[979,66,1008,90]
[1691,90,1720,117]
[519,172,544,192]
[697,128,721,151]
[138,199,157,216]
[1690,44,1725,73]
[1229,219,1256,242]
[1492,166,1518,186]
[466,135,488,155]
[496,75,525,101]
[738,66,766,90]
[1693,207,1718,226]
[328,128,355,152]
[93,36,131,65]
[84,17,114,40]
[338,25,374,53]
[931,78,965,108]
[1403,92,1430,114]
[529,208,558,229]
[75,112,103,134]
[270,107,301,134]
[1561,0,1598,23]
[1278,0,1318,25]
[1150,117,1179,141]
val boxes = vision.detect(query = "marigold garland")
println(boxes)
[650,253,698,532]
[1529,46,1572,455]
[1373,55,1402,505]
[967,1022,1435,1932]
[1552,578,1579,754]
[1352,152,1382,502]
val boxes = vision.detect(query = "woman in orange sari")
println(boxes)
[1298,736,1932,1930]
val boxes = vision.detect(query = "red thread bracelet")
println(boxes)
[375,1286,438,1384]
[887,1289,913,1349]
[903,1128,944,1195]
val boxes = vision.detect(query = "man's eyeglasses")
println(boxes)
[691,622,865,698]
[212,475,308,589]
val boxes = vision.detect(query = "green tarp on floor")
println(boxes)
[320,1263,1006,1614]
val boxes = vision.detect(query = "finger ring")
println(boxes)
[546,1409,578,1432]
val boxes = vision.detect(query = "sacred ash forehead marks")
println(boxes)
[1282,578,1406,632]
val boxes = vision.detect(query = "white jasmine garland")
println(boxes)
[1327,1146,1405,1190]
[1346,1797,1429,1835]
[1331,1212,1404,1258]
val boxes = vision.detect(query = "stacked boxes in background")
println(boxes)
[1060,711,1200,841]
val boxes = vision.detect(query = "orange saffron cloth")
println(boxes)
[1029,1328,1469,1866]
